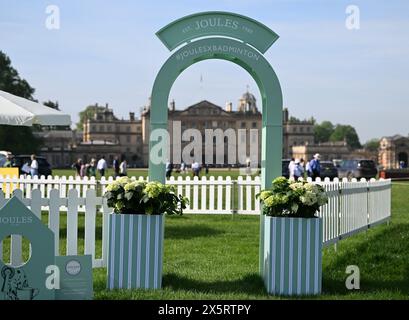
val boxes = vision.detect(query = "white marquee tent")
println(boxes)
[0,90,71,126]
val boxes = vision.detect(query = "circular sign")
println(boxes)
[66,260,81,276]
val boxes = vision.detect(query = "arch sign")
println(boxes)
[149,11,283,291]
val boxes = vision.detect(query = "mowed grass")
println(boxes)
[95,182,409,300]
[2,182,408,299]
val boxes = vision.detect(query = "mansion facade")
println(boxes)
[140,92,315,166]
[37,92,346,168]
[378,135,409,169]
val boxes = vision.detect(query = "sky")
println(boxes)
[0,0,408,143]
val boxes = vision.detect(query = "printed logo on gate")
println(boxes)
[65,260,81,276]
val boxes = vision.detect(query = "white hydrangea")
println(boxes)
[289,182,303,191]
[106,181,120,192]
[124,181,142,192]
[118,176,130,186]
[300,191,317,206]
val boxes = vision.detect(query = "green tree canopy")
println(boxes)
[43,100,59,110]
[314,121,334,143]
[77,105,98,130]
[0,51,35,99]
[364,138,380,152]
[0,50,42,154]
[330,125,361,149]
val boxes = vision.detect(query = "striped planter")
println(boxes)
[107,214,164,290]
[263,216,322,296]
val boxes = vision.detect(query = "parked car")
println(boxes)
[0,151,12,167]
[282,159,291,178]
[10,155,52,176]
[337,159,378,180]
[319,161,338,180]
[0,154,6,167]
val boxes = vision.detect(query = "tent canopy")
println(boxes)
[0,90,71,126]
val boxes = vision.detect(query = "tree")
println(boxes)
[76,105,99,130]
[0,50,41,153]
[330,125,361,149]
[0,126,42,154]
[314,121,334,143]
[364,139,380,152]
[0,51,35,99]
[43,100,59,110]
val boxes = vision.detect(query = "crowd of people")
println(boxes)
[1,153,39,176]
[288,153,321,180]
[165,160,209,178]
[72,155,127,179]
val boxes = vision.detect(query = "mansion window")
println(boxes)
[241,122,246,128]
[252,122,257,128]
[127,126,131,132]
[100,125,105,132]
[126,136,131,143]
[300,127,304,132]
[91,126,96,131]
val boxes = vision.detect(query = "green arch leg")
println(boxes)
[149,37,283,276]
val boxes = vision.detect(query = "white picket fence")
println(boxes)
[0,175,392,268]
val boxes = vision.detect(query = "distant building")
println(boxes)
[292,141,351,162]
[141,91,315,166]
[35,129,80,168]
[39,93,365,169]
[379,135,409,169]
[81,103,144,166]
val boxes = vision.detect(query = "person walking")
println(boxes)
[288,158,296,179]
[97,156,107,178]
[306,159,312,177]
[119,156,128,177]
[300,158,306,179]
[3,154,12,167]
[72,158,82,177]
[80,162,87,179]
[180,161,186,174]
[113,156,120,178]
[88,158,97,177]
[309,153,321,180]
[192,161,200,177]
[29,154,39,177]
[293,159,305,180]
[165,160,173,179]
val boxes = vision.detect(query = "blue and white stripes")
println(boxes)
[264,216,322,296]
[107,214,164,290]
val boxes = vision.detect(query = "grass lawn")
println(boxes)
[93,182,409,300]
[2,183,407,299]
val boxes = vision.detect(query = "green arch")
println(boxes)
[150,14,283,279]
[156,11,279,54]
[148,37,283,190]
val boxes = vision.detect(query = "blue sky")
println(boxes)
[0,0,408,142]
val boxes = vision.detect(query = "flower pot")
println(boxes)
[263,216,322,296]
[107,214,164,290]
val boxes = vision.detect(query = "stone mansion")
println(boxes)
[36,91,360,168]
